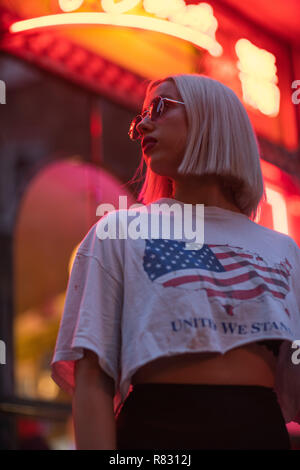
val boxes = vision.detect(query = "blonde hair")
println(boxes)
[126,73,266,221]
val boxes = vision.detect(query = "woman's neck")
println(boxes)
[172,176,243,214]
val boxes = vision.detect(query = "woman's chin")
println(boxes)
[149,158,169,176]
[144,150,176,178]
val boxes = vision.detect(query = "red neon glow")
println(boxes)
[264,186,289,235]
[90,110,103,138]
[9,13,222,57]
[259,160,300,246]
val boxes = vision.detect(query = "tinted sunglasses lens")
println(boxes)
[150,97,163,120]
[129,98,163,139]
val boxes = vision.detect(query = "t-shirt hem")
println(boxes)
[51,337,119,397]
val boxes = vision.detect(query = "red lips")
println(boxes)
[142,137,157,149]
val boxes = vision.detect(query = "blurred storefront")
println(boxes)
[0,0,300,449]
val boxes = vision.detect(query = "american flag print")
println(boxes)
[143,239,292,316]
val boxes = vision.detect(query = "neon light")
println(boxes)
[266,187,289,235]
[235,39,280,117]
[143,0,186,19]
[58,0,219,43]
[102,0,140,14]
[59,0,218,38]
[143,1,218,39]
[60,0,141,13]
[9,13,223,56]
[59,0,84,12]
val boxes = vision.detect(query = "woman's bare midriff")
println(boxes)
[131,343,277,388]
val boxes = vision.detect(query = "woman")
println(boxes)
[51,74,300,449]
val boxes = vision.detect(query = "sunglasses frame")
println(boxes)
[128,96,185,141]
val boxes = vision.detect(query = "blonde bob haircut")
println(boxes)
[127,73,266,221]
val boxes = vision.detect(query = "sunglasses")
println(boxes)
[128,95,185,141]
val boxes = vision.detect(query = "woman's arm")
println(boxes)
[72,349,117,450]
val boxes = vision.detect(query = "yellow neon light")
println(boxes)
[143,0,218,39]
[9,12,222,56]
[143,0,186,18]
[59,0,84,12]
[59,0,219,42]
[235,39,280,116]
[59,0,141,13]
[102,0,140,14]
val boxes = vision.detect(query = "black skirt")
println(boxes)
[116,383,291,450]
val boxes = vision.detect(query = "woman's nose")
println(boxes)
[136,114,154,136]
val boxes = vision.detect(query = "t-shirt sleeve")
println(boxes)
[50,223,123,399]
[274,237,300,423]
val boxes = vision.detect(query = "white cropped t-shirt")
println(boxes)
[51,198,300,423]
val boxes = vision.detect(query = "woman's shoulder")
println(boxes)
[246,219,299,254]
